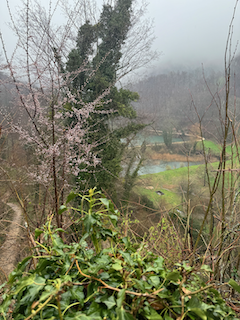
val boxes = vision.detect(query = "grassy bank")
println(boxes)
[196,140,236,157]
[135,139,239,211]
[135,156,238,211]
[146,139,235,161]
[145,139,224,163]
[135,163,204,209]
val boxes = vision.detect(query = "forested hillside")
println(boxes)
[130,65,240,140]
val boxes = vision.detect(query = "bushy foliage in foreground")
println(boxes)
[0,190,238,319]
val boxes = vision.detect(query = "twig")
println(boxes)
[75,259,164,299]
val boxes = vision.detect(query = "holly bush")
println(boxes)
[0,189,238,319]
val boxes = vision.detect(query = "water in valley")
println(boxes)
[137,160,201,175]
[126,133,189,147]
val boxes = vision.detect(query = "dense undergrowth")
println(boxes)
[0,189,239,320]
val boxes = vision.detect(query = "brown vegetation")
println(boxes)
[149,151,204,162]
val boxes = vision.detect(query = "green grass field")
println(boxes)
[135,163,204,209]
[196,140,221,154]
[135,151,239,210]
[196,140,237,157]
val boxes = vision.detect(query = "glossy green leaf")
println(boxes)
[187,296,201,309]
[35,228,44,239]
[121,252,134,266]
[201,264,213,272]
[58,205,67,214]
[99,272,109,280]
[145,307,163,320]
[15,256,32,273]
[70,315,98,320]
[39,285,57,302]
[182,261,193,271]
[148,275,160,287]
[102,295,116,309]
[229,279,240,293]
[84,214,96,232]
[13,274,35,295]
[60,290,72,310]
[112,262,123,271]
[24,275,45,303]
[99,198,109,208]
[55,228,66,233]
[134,279,148,291]
[66,192,77,204]
[116,306,135,320]
[117,289,126,308]
[154,257,164,270]
[65,313,99,320]
[109,214,118,225]
[122,237,132,249]
[86,301,102,317]
[166,271,181,282]
[189,308,207,320]
[94,255,111,269]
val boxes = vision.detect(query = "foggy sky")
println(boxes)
[148,0,240,70]
[1,0,240,72]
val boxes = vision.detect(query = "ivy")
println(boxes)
[0,189,238,319]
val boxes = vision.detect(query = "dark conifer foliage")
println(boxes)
[66,0,144,193]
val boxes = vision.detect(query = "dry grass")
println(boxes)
[120,203,184,267]
[149,151,204,162]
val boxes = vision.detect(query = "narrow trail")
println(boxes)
[0,202,23,279]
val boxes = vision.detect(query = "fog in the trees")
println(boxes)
[130,59,240,143]
[1,0,240,73]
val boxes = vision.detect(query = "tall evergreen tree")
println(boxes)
[66,0,144,193]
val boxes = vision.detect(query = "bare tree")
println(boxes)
[0,0,157,229]
[0,0,111,230]
[188,0,240,284]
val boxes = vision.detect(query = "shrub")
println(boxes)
[0,190,238,319]
[140,194,155,210]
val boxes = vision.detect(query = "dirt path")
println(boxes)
[0,202,23,279]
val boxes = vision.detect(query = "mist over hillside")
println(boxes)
[128,56,240,141]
